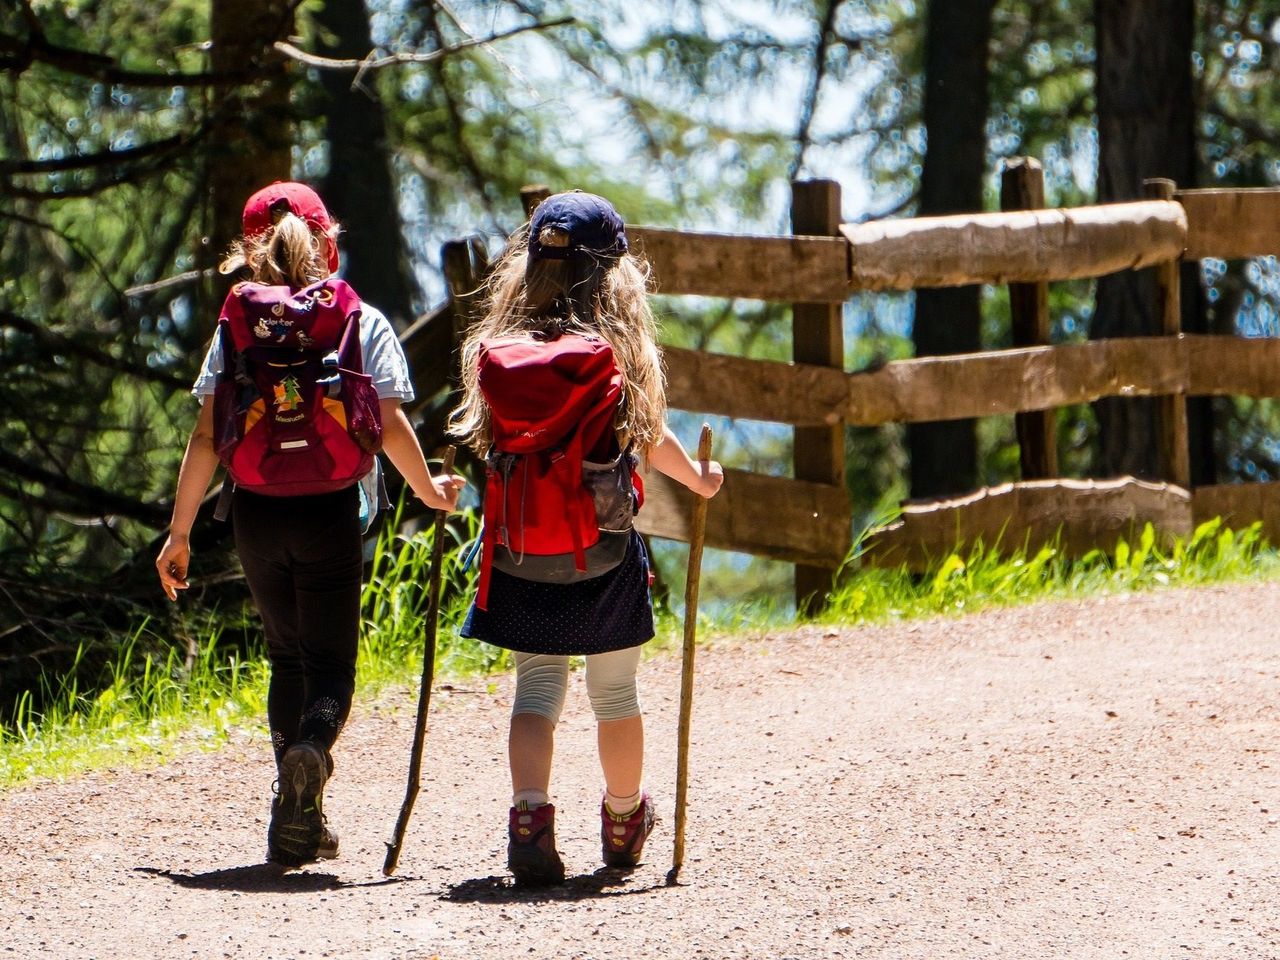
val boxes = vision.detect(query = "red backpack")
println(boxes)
[475,333,643,609]
[212,278,382,499]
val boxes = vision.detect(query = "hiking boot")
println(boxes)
[600,793,655,868]
[267,741,334,867]
[507,803,565,886]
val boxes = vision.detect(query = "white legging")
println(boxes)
[512,647,642,725]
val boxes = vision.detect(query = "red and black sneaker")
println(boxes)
[600,793,655,868]
[507,803,566,886]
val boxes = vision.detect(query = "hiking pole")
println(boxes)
[384,445,456,877]
[667,424,713,886]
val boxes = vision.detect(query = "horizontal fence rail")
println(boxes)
[629,226,849,303]
[1178,187,1280,260]
[1192,481,1280,533]
[634,466,852,568]
[840,200,1187,291]
[863,477,1192,569]
[638,189,1280,299]
[864,476,1280,570]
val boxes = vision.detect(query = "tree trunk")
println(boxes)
[315,0,418,329]
[1093,0,1196,480]
[907,0,994,498]
[207,0,294,249]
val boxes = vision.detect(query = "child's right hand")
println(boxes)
[155,534,191,602]
[692,459,724,499]
[420,473,467,512]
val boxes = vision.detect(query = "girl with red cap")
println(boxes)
[156,181,465,867]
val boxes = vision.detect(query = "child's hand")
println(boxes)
[155,534,191,602]
[419,473,467,512]
[692,459,724,499]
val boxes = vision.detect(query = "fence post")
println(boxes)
[1143,177,1191,489]
[1000,158,1058,480]
[791,179,845,615]
[441,237,488,377]
[521,184,551,219]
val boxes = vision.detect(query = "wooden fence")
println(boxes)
[415,171,1280,605]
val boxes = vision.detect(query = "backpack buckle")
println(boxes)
[318,349,341,397]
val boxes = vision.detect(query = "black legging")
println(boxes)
[232,486,362,767]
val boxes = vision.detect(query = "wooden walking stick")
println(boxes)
[383,445,456,877]
[667,424,713,885]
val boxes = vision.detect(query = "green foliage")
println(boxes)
[823,518,1276,624]
[357,504,510,679]
[0,619,267,786]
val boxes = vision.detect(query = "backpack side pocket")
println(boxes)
[340,368,382,454]
[583,452,638,533]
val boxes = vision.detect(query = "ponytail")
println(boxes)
[219,211,333,287]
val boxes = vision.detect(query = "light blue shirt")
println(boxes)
[192,301,415,402]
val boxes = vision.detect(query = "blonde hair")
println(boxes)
[219,211,334,287]
[449,224,667,454]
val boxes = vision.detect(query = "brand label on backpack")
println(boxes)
[212,279,383,497]
[473,333,643,609]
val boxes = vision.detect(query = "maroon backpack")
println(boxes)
[212,278,382,498]
[475,333,643,609]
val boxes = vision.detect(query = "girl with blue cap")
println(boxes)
[450,190,723,885]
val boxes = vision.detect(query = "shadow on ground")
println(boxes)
[134,864,406,893]
[442,868,668,903]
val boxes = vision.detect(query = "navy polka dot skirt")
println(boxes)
[461,531,655,655]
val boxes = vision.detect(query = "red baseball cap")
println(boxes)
[241,181,336,238]
[241,181,339,273]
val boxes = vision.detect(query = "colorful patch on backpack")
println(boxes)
[273,376,305,422]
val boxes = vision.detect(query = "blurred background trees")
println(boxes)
[6,0,1280,706]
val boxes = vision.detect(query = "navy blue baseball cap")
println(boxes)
[528,191,628,261]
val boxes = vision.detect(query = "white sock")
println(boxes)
[513,789,550,811]
[605,788,641,817]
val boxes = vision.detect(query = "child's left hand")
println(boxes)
[693,459,724,499]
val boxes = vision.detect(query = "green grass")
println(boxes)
[1,516,1276,787]
[821,518,1280,624]
[1,622,270,786]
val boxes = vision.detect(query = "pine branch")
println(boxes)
[420,5,501,223]
[0,133,187,175]
[2,211,128,309]
[0,449,169,527]
[272,16,573,79]
[0,30,251,88]
[0,310,190,390]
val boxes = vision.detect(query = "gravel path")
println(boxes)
[3,583,1279,959]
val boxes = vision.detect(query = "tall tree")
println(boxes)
[908,0,995,497]
[1092,0,1195,479]
[207,0,294,248]
[313,0,418,328]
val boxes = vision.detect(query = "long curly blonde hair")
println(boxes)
[449,224,666,454]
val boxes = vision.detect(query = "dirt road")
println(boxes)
[3,583,1278,959]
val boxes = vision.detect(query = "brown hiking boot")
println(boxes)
[600,793,655,868]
